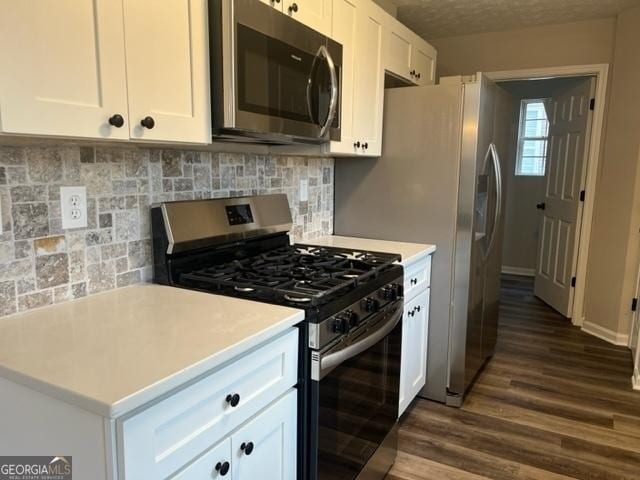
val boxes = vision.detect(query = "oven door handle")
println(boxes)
[317,302,403,379]
[307,45,338,139]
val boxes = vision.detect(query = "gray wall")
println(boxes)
[498,77,590,273]
[0,143,334,318]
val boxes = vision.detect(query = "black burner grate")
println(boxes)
[179,245,400,306]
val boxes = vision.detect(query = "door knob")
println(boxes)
[140,116,155,129]
[288,2,298,13]
[215,461,230,476]
[536,202,546,210]
[108,114,124,128]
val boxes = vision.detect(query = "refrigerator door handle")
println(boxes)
[484,143,503,260]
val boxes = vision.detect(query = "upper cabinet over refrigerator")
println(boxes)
[0,0,211,144]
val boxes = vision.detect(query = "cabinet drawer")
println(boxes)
[403,254,432,300]
[120,328,299,480]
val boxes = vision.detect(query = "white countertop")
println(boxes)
[0,284,304,418]
[304,235,435,265]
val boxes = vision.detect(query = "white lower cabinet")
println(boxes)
[120,328,299,480]
[399,253,432,417]
[170,389,297,480]
[399,289,429,416]
[232,389,297,480]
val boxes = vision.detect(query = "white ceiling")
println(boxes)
[391,0,640,39]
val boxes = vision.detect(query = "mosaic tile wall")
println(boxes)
[0,145,334,317]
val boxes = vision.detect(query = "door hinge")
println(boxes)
[571,276,577,287]
[590,98,596,110]
[580,190,586,202]
[633,298,638,312]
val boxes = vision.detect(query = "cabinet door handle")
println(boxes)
[416,72,421,79]
[215,461,230,476]
[363,142,368,149]
[354,141,361,148]
[288,2,298,13]
[140,116,155,129]
[225,393,240,407]
[108,114,124,128]
[240,442,255,455]
[410,70,416,76]
[410,278,417,285]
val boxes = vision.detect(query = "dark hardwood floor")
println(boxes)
[388,274,638,480]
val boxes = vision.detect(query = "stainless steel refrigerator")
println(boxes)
[333,73,512,406]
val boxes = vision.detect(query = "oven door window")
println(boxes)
[236,24,337,131]
[317,321,401,479]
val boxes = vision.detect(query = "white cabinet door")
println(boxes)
[259,0,284,12]
[0,0,129,139]
[352,1,385,157]
[385,22,413,83]
[122,0,210,144]
[232,390,297,480]
[411,41,437,86]
[328,0,358,156]
[399,289,429,417]
[284,0,332,35]
[171,438,232,479]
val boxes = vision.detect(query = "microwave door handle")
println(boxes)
[484,143,503,260]
[317,45,338,138]
[318,302,403,378]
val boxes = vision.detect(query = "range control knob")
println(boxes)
[337,309,359,328]
[362,297,380,313]
[332,317,350,334]
[380,285,397,301]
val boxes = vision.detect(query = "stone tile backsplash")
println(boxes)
[0,145,334,317]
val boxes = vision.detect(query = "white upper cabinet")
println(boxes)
[0,0,129,140]
[352,1,385,156]
[328,0,358,156]
[385,22,414,83]
[0,0,210,144]
[284,0,333,35]
[123,0,210,143]
[327,0,384,157]
[410,36,437,86]
[383,16,437,86]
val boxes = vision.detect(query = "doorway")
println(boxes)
[487,66,608,324]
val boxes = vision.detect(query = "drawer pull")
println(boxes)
[225,393,240,407]
[215,461,230,476]
[416,305,421,312]
[410,278,418,285]
[240,442,255,455]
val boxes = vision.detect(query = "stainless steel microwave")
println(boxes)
[210,0,342,144]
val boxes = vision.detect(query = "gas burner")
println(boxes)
[178,244,401,307]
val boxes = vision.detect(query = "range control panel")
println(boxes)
[225,204,254,225]
[309,282,403,350]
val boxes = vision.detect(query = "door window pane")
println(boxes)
[516,99,550,176]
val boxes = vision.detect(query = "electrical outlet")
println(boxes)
[61,186,87,229]
[300,179,309,202]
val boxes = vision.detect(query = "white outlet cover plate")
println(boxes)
[61,186,88,229]
[300,179,309,202]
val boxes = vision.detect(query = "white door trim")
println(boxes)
[486,64,610,327]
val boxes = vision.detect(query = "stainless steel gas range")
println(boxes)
[151,194,403,480]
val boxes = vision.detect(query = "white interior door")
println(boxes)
[534,77,596,317]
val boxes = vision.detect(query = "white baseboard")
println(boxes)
[501,266,536,277]
[633,368,640,391]
[582,321,630,346]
